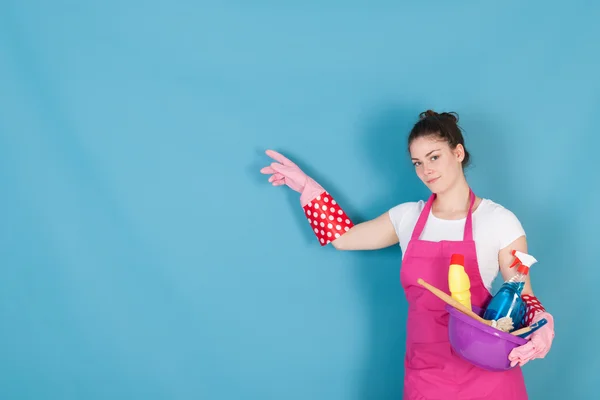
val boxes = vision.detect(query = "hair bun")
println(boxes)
[425,110,438,117]
[420,110,439,119]
[419,109,459,124]
[439,111,459,123]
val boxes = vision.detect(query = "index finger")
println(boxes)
[265,149,297,167]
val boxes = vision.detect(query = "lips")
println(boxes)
[427,177,440,184]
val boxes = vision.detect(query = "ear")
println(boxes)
[454,144,465,163]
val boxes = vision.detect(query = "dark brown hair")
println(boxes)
[408,110,470,168]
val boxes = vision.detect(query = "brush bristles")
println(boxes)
[493,317,514,332]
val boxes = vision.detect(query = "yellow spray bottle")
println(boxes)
[448,253,471,310]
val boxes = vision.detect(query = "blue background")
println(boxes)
[1,1,598,399]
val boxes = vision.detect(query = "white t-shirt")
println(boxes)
[388,198,526,292]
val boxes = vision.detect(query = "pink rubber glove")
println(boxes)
[260,149,326,207]
[508,311,555,367]
[260,149,354,245]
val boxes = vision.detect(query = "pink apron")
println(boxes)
[400,190,528,399]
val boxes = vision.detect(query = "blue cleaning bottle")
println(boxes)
[483,250,537,331]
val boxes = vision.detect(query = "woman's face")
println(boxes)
[409,135,465,193]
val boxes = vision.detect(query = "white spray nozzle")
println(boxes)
[513,250,537,267]
[510,250,537,274]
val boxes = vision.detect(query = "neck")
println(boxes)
[433,176,473,213]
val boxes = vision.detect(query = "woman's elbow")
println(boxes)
[330,236,348,250]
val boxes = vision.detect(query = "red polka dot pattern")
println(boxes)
[522,294,546,326]
[302,191,354,246]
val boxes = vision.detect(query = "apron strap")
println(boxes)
[464,188,476,241]
[410,189,476,241]
[410,194,436,240]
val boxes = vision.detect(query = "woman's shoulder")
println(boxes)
[388,199,426,225]
[477,198,521,220]
[389,199,426,215]
[477,198,526,246]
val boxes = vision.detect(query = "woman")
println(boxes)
[260,110,554,399]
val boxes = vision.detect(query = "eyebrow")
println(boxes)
[411,149,441,160]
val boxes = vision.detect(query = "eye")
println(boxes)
[413,161,421,167]
[430,155,439,161]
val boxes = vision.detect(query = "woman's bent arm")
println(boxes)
[331,211,399,251]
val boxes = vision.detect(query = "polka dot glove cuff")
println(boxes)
[522,294,546,326]
[303,191,354,246]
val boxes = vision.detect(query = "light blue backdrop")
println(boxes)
[1,1,598,399]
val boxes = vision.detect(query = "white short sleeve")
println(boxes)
[388,201,424,254]
[388,202,419,236]
[388,202,410,238]
[493,206,526,249]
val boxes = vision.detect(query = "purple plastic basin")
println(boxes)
[446,304,528,372]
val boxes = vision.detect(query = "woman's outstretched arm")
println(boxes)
[331,211,398,250]
[261,149,398,250]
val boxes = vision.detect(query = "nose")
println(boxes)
[423,162,435,175]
